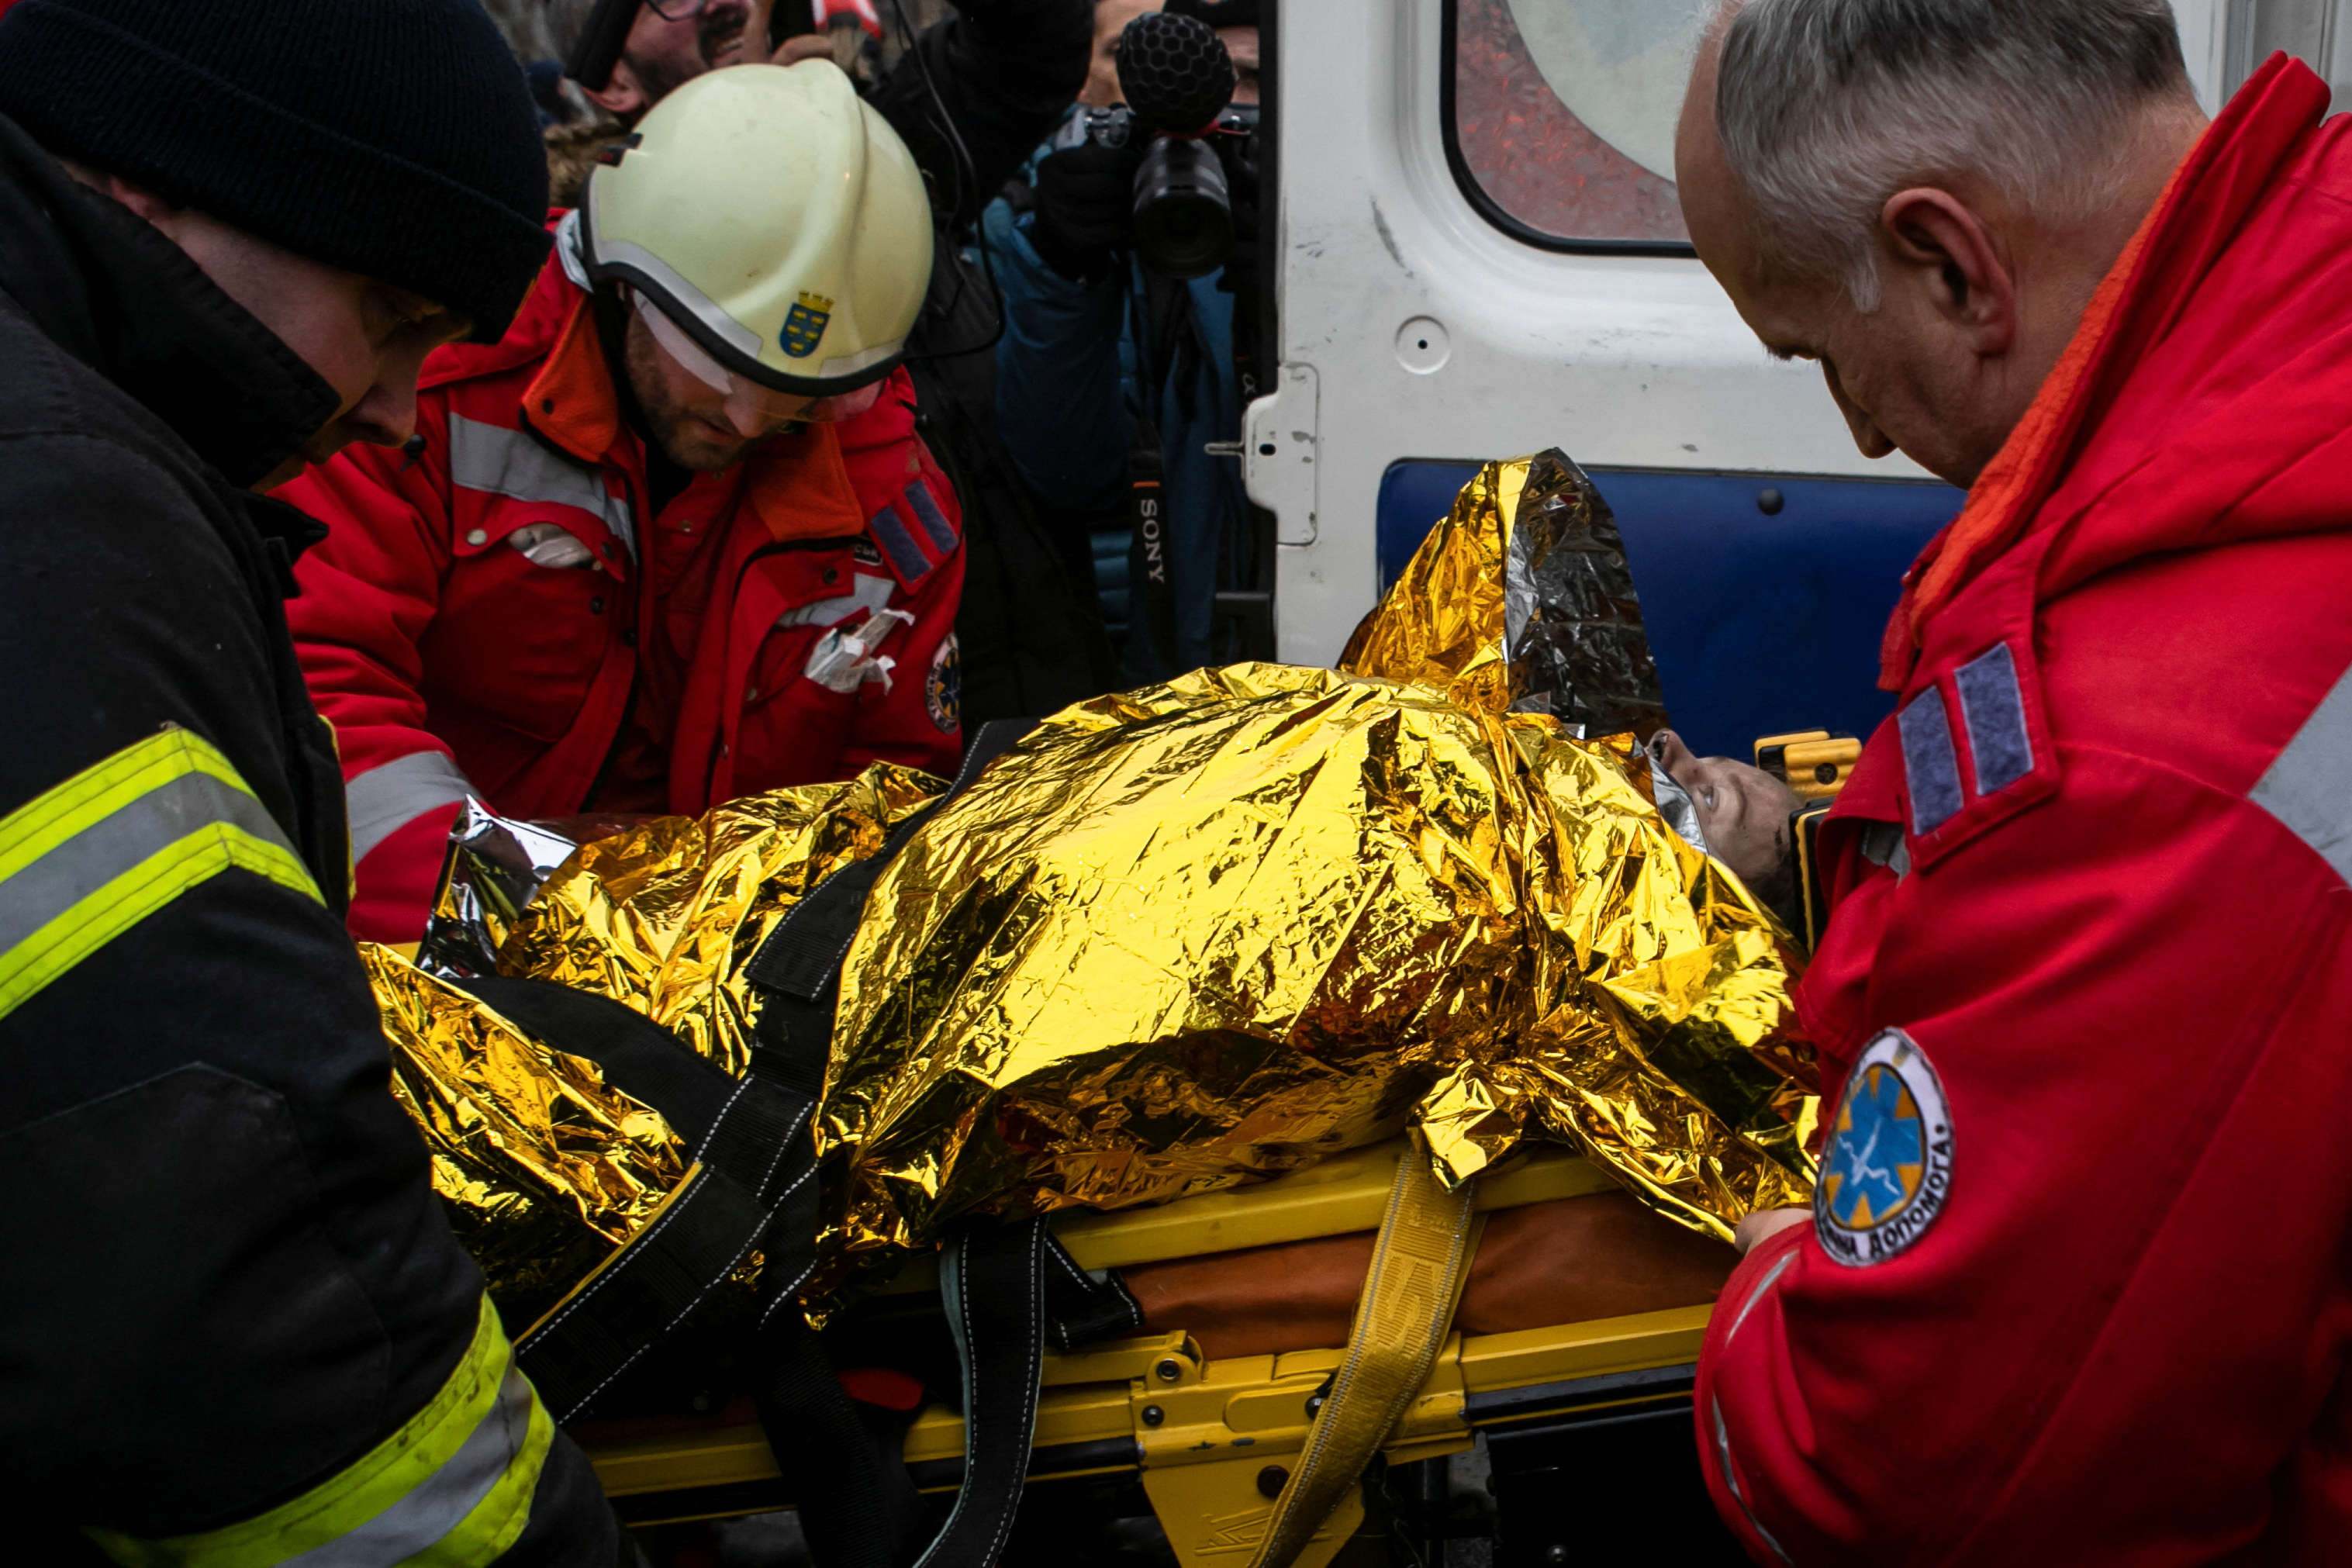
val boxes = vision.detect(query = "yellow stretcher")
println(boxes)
[569,717,1849,1562]
[580,1139,1721,1566]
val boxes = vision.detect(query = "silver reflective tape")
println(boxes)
[347,751,475,866]
[1859,821,1911,880]
[1649,755,1708,854]
[278,1366,536,1568]
[1899,688,1963,836]
[868,502,931,583]
[1723,1247,1798,1347]
[1711,1398,1795,1565]
[589,237,765,359]
[2251,659,2352,886]
[0,772,299,955]
[777,572,895,630]
[904,479,957,554]
[554,209,591,292]
[445,415,635,561]
[1956,642,2033,796]
[814,335,904,382]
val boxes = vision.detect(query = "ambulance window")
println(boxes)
[1445,0,1706,251]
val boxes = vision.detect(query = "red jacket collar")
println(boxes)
[1881,56,2335,691]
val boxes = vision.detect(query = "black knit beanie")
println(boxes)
[0,0,552,337]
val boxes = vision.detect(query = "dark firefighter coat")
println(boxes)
[0,113,620,1564]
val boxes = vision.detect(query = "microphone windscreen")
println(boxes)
[1116,12,1237,136]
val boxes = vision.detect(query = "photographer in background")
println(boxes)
[989,0,1261,682]
[548,0,1114,724]
[541,0,757,198]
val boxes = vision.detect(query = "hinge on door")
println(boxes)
[1245,363,1320,547]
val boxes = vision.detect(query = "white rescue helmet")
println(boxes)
[579,62,933,395]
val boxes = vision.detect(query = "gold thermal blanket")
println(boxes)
[368,452,1818,1323]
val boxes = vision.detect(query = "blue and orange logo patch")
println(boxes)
[1818,1028,1953,1266]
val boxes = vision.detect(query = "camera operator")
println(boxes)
[547,0,1115,722]
[988,0,1259,682]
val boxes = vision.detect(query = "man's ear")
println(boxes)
[1879,187,2015,357]
[583,56,649,120]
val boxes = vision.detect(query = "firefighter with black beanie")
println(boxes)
[0,0,628,1560]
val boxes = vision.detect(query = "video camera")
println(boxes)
[1059,12,1257,280]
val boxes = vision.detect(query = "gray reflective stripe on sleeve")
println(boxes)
[1898,687,1963,836]
[347,751,476,866]
[903,478,957,554]
[1722,1248,1799,1347]
[0,772,302,957]
[777,571,896,629]
[867,501,931,583]
[445,413,637,560]
[277,1367,537,1568]
[2251,659,2352,886]
[1711,1398,1795,1565]
[1956,641,2033,796]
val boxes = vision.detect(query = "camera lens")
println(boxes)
[1132,137,1233,280]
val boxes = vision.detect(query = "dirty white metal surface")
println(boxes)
[1251,0,2236,666]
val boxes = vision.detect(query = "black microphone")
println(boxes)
[1113,12,1238,278]
[1115,12,1237,138]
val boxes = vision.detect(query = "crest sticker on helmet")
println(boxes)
[782,291,834,358]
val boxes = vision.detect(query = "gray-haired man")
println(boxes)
[1680,2,2352,1560]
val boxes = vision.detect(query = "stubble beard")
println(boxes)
[621,317,761,472]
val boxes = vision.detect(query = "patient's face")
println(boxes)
[1649,730,1801,893]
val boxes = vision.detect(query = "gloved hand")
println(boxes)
[1027,141,1140,281]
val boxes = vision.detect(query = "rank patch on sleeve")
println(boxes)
[1818,1028,1953,1266]
[926,634,961,734]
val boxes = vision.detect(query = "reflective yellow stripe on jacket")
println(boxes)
[88,1295,555,1568]
[0,727,320,1020]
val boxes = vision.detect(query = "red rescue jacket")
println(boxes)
[1698,59,2352,1564]
[283,247,964,943]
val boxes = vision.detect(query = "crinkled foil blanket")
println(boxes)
[369,451,1818,1328]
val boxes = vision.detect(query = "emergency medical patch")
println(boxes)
[782,291,834,358]
[927,634,961,734]
[1817,1028,1953,1266]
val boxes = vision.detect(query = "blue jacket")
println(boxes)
[986,195,1249,682]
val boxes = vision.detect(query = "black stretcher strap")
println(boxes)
[748,719,1031,1003]
[451,721,1147,1564]
[1040,1232,1146,1351]
[448,976,820,1423]
[916,1221,1049,1568]
[520,1162,779,1423]
[753,1314,937,1568]
[454,976,737,1143]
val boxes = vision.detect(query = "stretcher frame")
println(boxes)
[580,1139,1717,1566]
